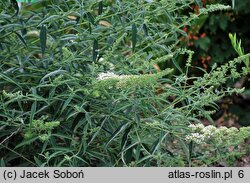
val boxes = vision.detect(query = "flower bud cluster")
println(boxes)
[97,72,131,81]
[185,124,238,144]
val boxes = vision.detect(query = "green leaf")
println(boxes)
[98,1,103,15]
[204,113,215,125]
[40,69,67,83]
[164,10,173,23]
[243,89,250,95]
[88,117,108,146]
[18,0,37,2]
[178,138,190,166]
[0,72,22,88]
[15,136,39,149]
[121,124,133,150]
[93,39,98,62]
[51,133,73,140]
[15,32,28,48]
[150,132,168,154]
[188,141,193,166]
[30,101,37,124]
[232,0,235,9]
[88,22,92,34]
[106,123,130,148]
[132,23,137,53]
[60,95,73,115]
[172,57,183,73]
[176,28,188,38]
[136,154,154,165]
[229,33,247,65]
[142,24,148,36]
[85,112,92,124]
[34,156,43,166]
[135,143,141,161]
[38,15,60,26]
[87,12,95,25]
[40,24,47,56]
[0,158,5,167]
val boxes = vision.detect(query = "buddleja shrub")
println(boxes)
[0,0,249,167]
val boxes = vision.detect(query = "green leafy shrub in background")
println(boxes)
[182,0,250,66]
[0,0,250,167]
[182,0,250,127]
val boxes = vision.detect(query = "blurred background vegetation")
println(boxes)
[182,0,250,127]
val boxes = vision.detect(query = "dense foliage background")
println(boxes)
[0,0,250,167]
[183,0,250,128]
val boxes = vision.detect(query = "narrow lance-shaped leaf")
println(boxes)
[98,1,103,15]
[132,23,137,52]
[88,117,109,146]
[40,24,47,56]
[142,24,148,36]
[229,33,248,66]
[93,39,98,62]
[38,15,60,26]
[34,156,43,167]
[172,56,183,73]
[150,132,168,154]
[15,32,28,48]
[0,158,5,167]
[136,143,144,161]
[176,28,188,38]
[22,0,37,2]
[106,122,130,148]
[15,136,40,149]
[88,22,92,34]
[87,12,95,25]
[188,141,193,166]
[40,69,67,83]
[164,10,173,23]
[121,124,133,150]
[30,87,37,124]
[60,95,73,115]
[232,0,235,9]
[0,72,22,88]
